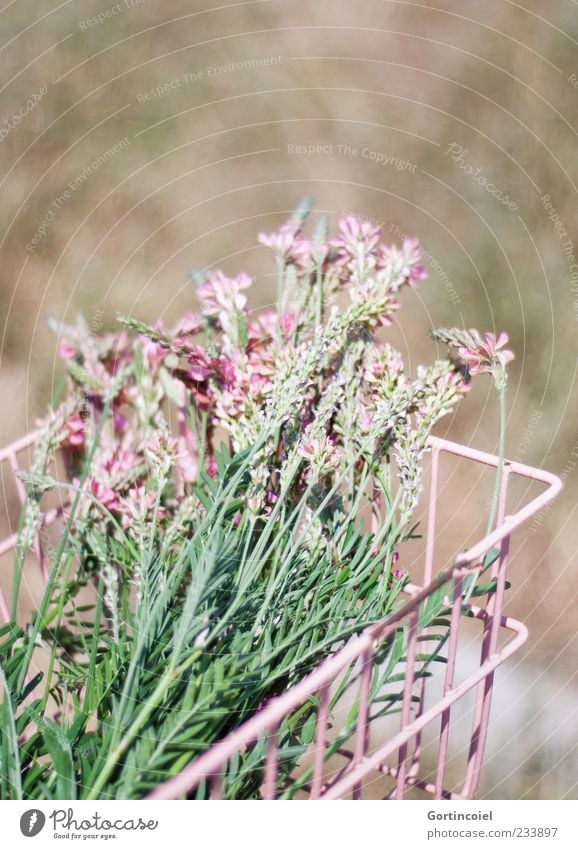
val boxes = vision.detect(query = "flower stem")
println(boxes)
[486,382,507,537]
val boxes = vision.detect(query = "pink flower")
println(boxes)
[186,345,215,382]
[60,413,86,449]
[146,432,179,469]
[259,225,296,255]
[113,413,129,434]
[298,432,342,477]
[379,238,427,289]
[101,448,139,477]
[58,340,77,360]
[279,311,299,336]
[175,436,198,483]
[258,226,311,268]
[172,312,204,336]
[364,346,404,384]
[356,402,373,434]
[246,348,276,394]
[141,336,167,373]
[392,567,406,581]
[435,370,471,397]
[249,310,278,343]
[331,216,381,256]
[89,479,121,513]
[457,331,514,376]
[197,271,252,317]
[120,486,166,528]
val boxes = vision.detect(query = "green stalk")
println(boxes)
[86,650,200,800]
[315,256,323,330]
[16,403,110,693]
[0,662,22,800]
[486,382,507,536]
[82,578,104,715]
[39,553,75,712]
[10,508,30,622]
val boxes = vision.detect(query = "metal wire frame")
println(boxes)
[0,432,562,799]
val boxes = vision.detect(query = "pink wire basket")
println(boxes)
[0,432,562,800]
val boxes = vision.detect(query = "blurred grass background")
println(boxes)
[0,0,576,798]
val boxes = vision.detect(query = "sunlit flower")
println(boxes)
[58,340,77,360]
[89,479,122,513]
[457,330,514,375]
[101,448,139,478]
[141,336,167,373]
[175,436,198,483]
[331,216,381,256]
[197,271,252,317]
[60,413,85,449]
[379,238,427,290]
[145,430,180,480]
[172,312,204,336]
[298,431,343,480]
[120,485,166,529]
[187,345,215,382]
[258,225,311,269]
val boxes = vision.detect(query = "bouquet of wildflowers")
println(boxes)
[0,203,514,799]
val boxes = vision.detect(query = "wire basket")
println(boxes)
[0,432,561,800]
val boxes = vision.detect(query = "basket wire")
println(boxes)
[0,433,561,800]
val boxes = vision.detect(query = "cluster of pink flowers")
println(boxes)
[46,210,513,541]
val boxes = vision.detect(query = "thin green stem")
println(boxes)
[16,403,110,693]
[86,650,200,800]
[486,382,507,537]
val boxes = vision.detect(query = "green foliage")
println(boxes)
[0,432,459,800]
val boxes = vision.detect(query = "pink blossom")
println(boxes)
[146,432,179,464]
[113,413,129,434]
[120,486,166,528]
[197,271,252,317]
[101,448,139,477]
[298,432,342,475]
[175,437,198,483]
[186,345,215,382]
[358,405,373,434]
[258,226,311,268]
[457,331,514,376]
[89,479,121,513]
[435,370,471,396]
[249,310,278,344]
[214,354,237,389]
[247,348,276,395]
[60,413,85,449]
[364,346,404,384]
[141,336,167,373]
[172,312,204,336]
[379,238,427,288]
[58,340,77,360]
[331,216,381,256]
[279,311,299,336]
[258,225,297,255]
